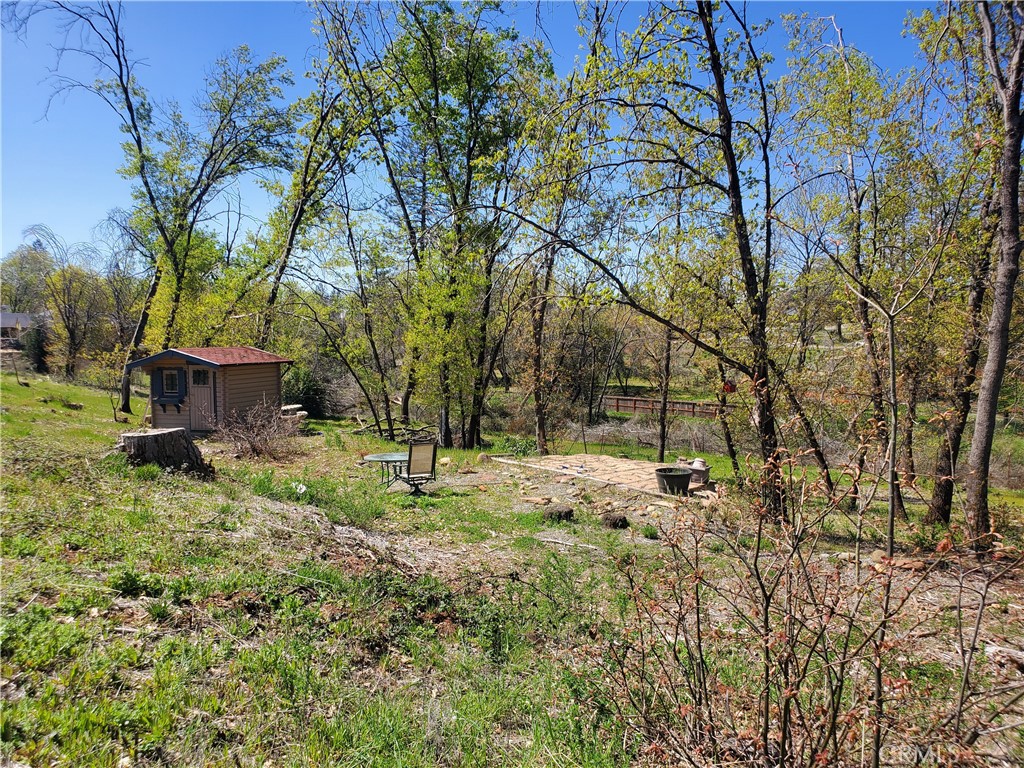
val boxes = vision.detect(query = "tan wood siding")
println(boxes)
[223,364,282,418]
[214,370,228,426]
[147,356,191,431]
[151,403,191,430]
[143,354,190,370]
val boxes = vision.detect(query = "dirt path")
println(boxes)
[492,453,716,499]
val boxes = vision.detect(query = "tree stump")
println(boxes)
[601,512,629,529]
[543,503,575,523]
[116,428,213,477]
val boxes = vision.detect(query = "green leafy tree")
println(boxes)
[27,226,110,379]
[319,0,551,447]
[8,1,294,411]
[255,55,360,349]
[534,1,811,517]
[905,6,1002,526]
[1,241,53,313]
[963,1,1024,548]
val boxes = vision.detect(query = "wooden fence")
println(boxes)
[602,395,734,420]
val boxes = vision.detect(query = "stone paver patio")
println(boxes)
[493,453,710,498]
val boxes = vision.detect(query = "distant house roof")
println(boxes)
[126,346,293,371]
[0,311,34,330]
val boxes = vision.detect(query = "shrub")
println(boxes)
[591,483,1024,766]
[281,363,333,419]
[492,434,536,456]
[215,398,300,459]
[21,326,49,374]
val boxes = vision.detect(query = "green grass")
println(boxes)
[4,373,1022,766]
[0,374,626,767]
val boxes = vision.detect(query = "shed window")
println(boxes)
[192,369,209,386]
[163,371,179,395]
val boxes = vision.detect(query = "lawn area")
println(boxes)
[0,373,629,767]
[2,372,1023,767]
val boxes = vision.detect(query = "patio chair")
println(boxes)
[395,441,438,496]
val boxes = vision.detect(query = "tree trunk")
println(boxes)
[768,358,835,496]
[118,263,163,413]
[751,359,785,519]
[715,353,741,478]
[902,374,920,486]
[116,427,213,477]
[966,2,1024,549]
[438,361,454,448]
[160,274,184,351]
[530,254,555,455]
[401,353,418,426]
[465,247,500,450]
[657,326,671,463]
[926,189,994,525]
[700,1,784,520]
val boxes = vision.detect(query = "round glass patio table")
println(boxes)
[364,452,408,486]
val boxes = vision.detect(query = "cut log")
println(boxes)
[116,428,213,477]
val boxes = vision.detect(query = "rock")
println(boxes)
[986,645,1024,673]
[543,504,574,523]
[869,549,887,564]
[522,496,550,505]
[438,456,452,466]
[602,512,629,529]
[892,558,926,571]
[458,466,478,474]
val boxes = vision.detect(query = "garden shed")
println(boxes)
[0,309,34,342]
[126,346,292,433]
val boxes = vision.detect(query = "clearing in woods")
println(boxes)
[2,372,1023,767]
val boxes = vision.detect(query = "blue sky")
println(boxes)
[1,1,923,259]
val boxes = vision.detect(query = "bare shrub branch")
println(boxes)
[213,398,299,459]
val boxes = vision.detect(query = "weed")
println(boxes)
[211,502,242,531]
[531,552,605,638]
[133,463,162,481]
[472,600,520,664]
[164,575,198,604]
[146,599,174,623]
[640,524,659,540]
[330,482,387,527]
[0,605,89,670]
[100,451,132,478]
[250,468,279,499]
[106,565,164,598]
[324,428,347,451]
[248,467,388,528]
[2,534,38,558]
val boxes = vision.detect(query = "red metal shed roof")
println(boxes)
[173,347,293,366]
